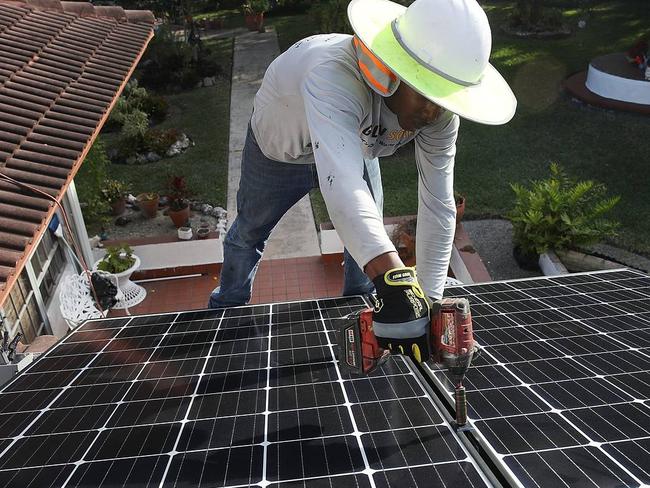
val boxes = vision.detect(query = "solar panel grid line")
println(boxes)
[315,299,378,488]
[0,315,139,467]
[430,270,650,488]
[54,312,189,487]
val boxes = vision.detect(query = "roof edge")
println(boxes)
[0,0,155,24]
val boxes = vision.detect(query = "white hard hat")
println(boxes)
[348,0,517,125]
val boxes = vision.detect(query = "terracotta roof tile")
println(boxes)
[0,1,154,306]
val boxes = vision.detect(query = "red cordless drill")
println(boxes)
[339,297,475,426]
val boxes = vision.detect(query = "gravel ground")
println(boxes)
[97,206,221,242]
[462,218,650,281]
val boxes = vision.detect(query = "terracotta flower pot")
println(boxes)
[136,194,159,219]
[245,13,264,32]
[455,196,465,222]
[110,198,126,216]
[169,205,190,228]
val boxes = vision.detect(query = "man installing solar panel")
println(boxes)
[208,0,516,364]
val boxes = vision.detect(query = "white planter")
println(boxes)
[94,255,141,290]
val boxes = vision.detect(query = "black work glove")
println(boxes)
[371,267,431,363]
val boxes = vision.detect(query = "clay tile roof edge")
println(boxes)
[0,0,154,24]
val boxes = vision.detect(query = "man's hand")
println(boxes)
[371,266,431,363]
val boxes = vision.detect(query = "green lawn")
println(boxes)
[102,37,233,208]
[282,1,650,256]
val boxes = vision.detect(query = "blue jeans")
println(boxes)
[208,125,383,308]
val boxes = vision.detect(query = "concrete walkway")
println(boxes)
[227,28,321,260]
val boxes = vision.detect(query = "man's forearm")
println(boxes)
[364,251,403,280]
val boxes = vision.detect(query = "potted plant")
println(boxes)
[242,0,269,32]
[455,191,466,222]
[391,217,417,265]
[136,192,159,219]
[509,162,620,271]
[95,244,140,290]
[167,176,191,228]
[101,180,130,216]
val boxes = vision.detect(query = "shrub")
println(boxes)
[309,0,352,34]
[510,0,565,31]
[76,141,111,227]
[101,180,131,204]
[120,109,149,141]
[509,163,620,256]
[167,175,192,211]
[144,128,180,154]
[97,244,136,274]
[108,80,168,130]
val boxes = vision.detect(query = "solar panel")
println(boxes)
[0,297,492,488]
[424,269,650,488]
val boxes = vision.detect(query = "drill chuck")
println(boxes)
[454,385,468,426]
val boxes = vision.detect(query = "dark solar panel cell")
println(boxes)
[165,445,263,487]
[124,376,199,402]
[467,303,500,316]
[211,337,268,355]
[267,436,364,481]
[531,377,634,409]
[78,317,129,331]
[602,438,650,484]
[104,335,160,352]
[219,313,270,328]
[504,446,638,488]
[63,329,118,343]
[207,351,266,373]
[0,430,96,469]
[434,365,520,391]
[563,303,628,320]
[73,363,142,386]
[53,382,131,408]
[0,411,40,439]
[158,330,215,347]
[582,313,650,332]
[363,426,464,469]
[351,397,442,432]
[272,331,330,350]
[269,474,372,488]
[189,390,266,419]
[222,304,269,318]
[271,345,333,366]
[108,396,191,428]
[116,323,170,338]
[548,333,630,356]
[271,318,323,336]
[67,456,168,488]
[578,350,650,375]
[215,324,267,341]
[128,313,177,326]
[175,309,223,322]
[27,403,114,435]
[496,357,594,384]
[488,298,548,314]
[563,403,650,442]
[471,314,518,330]
[0,389,60,414]
[529,320,598,339]
[268,405,354,442]
[6,369,77,392]
[540,294,601,308]
[87,423,180,460]
[373,462,487,488]
[474,325,540,345]
[345,375,423,403]
[486,340,565,363]
[270,382,345,411]
[607,372,650,400]
[149,341,212,361]
[49,340,109,357]
[476,413,588,455]
[0,464,74,488]
[139,358,204,380]
[270,362,339,388]
[467,386,550,419]
[178,415,265,450]
[197,369,266,395]
[610,329,650,348]
[168,317,221,333]
[26,353,95,372]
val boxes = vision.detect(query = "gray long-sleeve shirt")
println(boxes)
[251,34,459,298]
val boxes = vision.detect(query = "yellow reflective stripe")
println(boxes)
[412,344,422,362]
